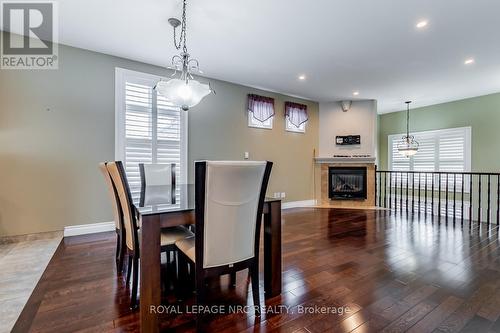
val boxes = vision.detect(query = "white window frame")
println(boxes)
[248,111,273,129]
[388,126,471,173]
[285,117,306,133]
[114,67,188,184]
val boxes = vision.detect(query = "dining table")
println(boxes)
[133,184,282,333]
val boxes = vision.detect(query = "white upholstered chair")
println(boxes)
[106,161,193,309]
[175,160,273,314]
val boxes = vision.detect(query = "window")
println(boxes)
[248,112,273,129]
[388,127,471,173]
[284,101,308,133]
[388,127,471,192]
[247,94,274,129]
[285,117,306,133]
[115,68,188,198]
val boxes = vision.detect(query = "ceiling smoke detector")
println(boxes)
[341,101,352,112]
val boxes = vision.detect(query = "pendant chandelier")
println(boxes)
[155,0,213,111]
[397,101,419,157]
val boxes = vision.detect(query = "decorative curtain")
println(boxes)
[285,102,308,127]
[248,94,275,122]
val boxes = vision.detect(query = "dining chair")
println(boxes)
[139,163,176,187]
[106,161,194,309]
[139,162,196,235]
[175,161,273,315]
[99,162,125,272]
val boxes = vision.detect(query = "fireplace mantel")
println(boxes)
[315,157,376,164]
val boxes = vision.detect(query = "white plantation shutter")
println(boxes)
[438,128,467,172]
[412,134,435,172]
[115,68,187,199]
[388,127,471,189]
[390,136,410,172]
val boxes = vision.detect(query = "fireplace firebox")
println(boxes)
[329,167,367,200]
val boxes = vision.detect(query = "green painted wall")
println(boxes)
[378,92,500,171]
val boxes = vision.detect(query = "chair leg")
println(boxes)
[176,252,187,300]
[126,255,132,286]
[250,266,261,316]
[115,232,120,262]
[118,230,126,273]
[171,250,178,292]
[229,272,236,288]
[196,274,206,306]
[161,253,167,294]
[130,255,139,310]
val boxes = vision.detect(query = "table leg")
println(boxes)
[140,214,161,333]
[263,200,282,298]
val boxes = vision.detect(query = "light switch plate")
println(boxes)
[244,152,249,159]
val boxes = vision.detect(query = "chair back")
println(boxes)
[107,161,138,252]
[195,161,272,269]
[139,163,176,187]
[98,162,123,230]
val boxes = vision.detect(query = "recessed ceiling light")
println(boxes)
[298,74,306,80]
[464,58,475,65]
[353,91,360,96]
[416,20,428,29]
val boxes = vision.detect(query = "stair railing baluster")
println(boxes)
[406,172,409,214]
[453,173,457,222]
[478,174,482,224]
[438,173,442,220]
[461,173,464,225]
[400,172,403,213]
[432,173,435,217]
[389,172,392,210]
[469,174,473,226]
[445,173,449,220]
[384,172,387,208]
[424,173,428,216]
[487,174,491,227]
[497,175,499,225]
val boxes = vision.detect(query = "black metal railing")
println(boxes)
[375,170,500,227]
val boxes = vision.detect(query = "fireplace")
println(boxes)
[329,167,367,200]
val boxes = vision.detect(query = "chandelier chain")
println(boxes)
[173,0,188,53]
[406,102,410,139]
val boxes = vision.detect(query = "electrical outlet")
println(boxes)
[280,192,286,198]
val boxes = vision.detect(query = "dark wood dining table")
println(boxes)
[134,184,282,333]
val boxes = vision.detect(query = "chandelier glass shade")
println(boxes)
[156,77,211,112]
[156,0,213,111]
[397,101,419,157]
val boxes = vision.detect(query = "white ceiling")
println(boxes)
[32,0,500,112]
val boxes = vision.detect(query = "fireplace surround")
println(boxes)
[317,159,376,208]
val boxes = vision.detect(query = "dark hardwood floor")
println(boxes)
[12,208,500,332]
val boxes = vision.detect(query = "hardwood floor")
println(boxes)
[12,208,500,332]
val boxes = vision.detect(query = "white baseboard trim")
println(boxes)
[64,221,115,237]
[282,199,317,209]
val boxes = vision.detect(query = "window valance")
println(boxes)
[248,94,275,122]
[285,101,308,128]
